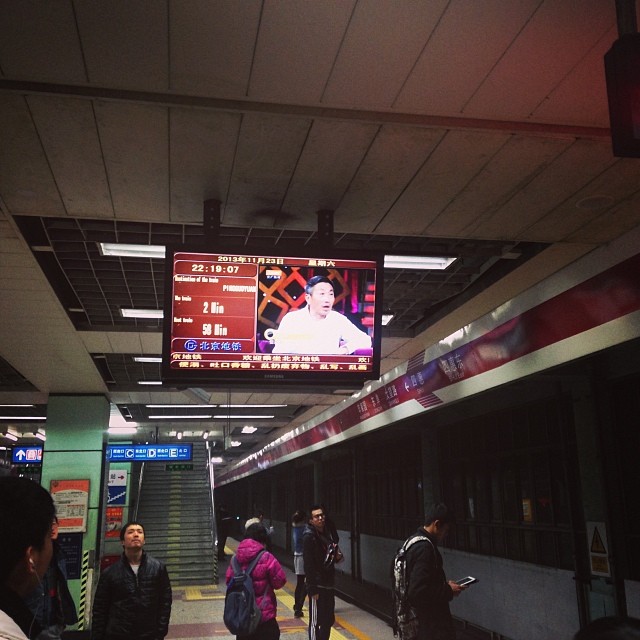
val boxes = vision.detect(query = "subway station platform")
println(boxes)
[163,538,485,640]
[166,541,387,640]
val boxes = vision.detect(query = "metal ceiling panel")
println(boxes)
[337,125,444,231]
[96,102,169,220]
[480,139,617,240]
[28,96,113,217]
[377,129,511,236]
[532,25,615,126]
[169,108,241,222]
[466,1,615,121]
[0,2,85,83]
[394,0,540,114]
[250,0,355,103]
[170,0,261,97]
[323,0,448,108]
[224,113,313,226]
[437,135,575,239]
[526,158,640,242]
[0,95,66,215]
[75,1,168,90]
[281,119,379,225]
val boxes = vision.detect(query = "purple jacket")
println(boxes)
[225,539,287,622]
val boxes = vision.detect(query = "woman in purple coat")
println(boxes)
[225,523,287,640]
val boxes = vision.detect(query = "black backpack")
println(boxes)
[223,550,266,636]
[391,534,432,640]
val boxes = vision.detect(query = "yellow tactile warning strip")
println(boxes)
[170,581,372,639]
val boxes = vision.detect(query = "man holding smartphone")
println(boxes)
[405,503,466,640]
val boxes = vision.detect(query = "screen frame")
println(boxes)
[161,242,384,389]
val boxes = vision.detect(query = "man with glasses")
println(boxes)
[302,505,343,640]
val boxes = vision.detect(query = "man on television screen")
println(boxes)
[272,275,372,355]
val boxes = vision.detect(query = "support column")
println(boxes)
[569,376,618,622]
[41,394,109,632]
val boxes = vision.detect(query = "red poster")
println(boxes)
[50,479,90,533]
[105,506,124,539]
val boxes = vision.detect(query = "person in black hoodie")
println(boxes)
[302,504,343,640]
[405,504,466,640]
[91,521,171,640]
[25,516,77,640]
[0,476,56,640]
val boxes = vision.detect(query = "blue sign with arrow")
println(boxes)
[12,446,43,465]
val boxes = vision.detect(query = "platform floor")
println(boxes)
[167,543,387,640]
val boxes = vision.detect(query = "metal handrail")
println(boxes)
[133,461,145,521]
[206,441,219,582]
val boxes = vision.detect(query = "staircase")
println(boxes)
[135,442,216,585]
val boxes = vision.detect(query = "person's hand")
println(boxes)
[335,547,344,563]
[448,580,466,597]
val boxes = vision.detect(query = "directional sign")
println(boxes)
[12,446,43,465]
[106,443,193,462]
[166,463,194,471]
[107,469,128,505]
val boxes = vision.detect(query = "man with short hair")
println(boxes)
[91,521,172,640]
[405,503,466,640]
[302,504,343,640]
[0,476,56,640]
[273,275,371,355]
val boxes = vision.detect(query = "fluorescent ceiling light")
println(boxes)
[0,404,35,408]
[148,414,213,420]
[203,431,210,439]
[218,404,286,408]
[99,243,165,259]
[241,426,258,434]
[133,356,162,363]
[2,432,18,441]
[120,308,164,319]
[35,431,46,441]
[0,416,46,420]
[211,456,224,463]
[177,432,183,440]
[146,404,216,409]
[230,440,241,447]
[138,381,162,386]
[381,313,394,326]
[384,255,456,270]
[213,414,274,419]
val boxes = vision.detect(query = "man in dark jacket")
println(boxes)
[25,517,77,639]
[91,521,171,640]
[303,504,343,640]
[405,504,466,640]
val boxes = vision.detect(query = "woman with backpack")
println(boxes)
[225,523,286,640]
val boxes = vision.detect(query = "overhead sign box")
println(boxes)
[12,446,43,465]
[106,443,193,462]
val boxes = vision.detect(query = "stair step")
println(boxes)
[133,441,215,585]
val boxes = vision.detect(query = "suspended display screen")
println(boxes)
[162,245,383,388]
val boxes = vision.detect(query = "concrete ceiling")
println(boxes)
[1,0,640,470]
